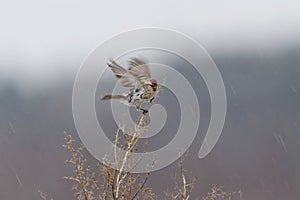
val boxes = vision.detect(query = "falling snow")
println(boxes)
[12,168,22,188]
[230,84,237,95]
[278,135,288,152]
[8,121,16,134]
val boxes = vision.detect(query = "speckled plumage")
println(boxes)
[101,57,158,112]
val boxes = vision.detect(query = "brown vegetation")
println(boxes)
[40,99,242,199]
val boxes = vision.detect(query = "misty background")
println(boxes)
[0,1,300,199]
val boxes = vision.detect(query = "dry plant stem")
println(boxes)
[131,172,150,200]
[112,170,117,200]
[114,98,156,199]
[73,146,89,200]
[39,190,53,200]
[165,155,196,200]
[202,185,243,200]
[63,133,91,200]
[180,158,189,200]
[114,127,121,170]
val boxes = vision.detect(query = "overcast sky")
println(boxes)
[1,0,299,84]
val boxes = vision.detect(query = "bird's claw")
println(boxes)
[137,106,148,114]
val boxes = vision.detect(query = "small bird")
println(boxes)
[101,57,158,113]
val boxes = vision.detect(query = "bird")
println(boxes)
[101,57,158,113]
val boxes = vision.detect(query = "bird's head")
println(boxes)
[150,79,157,86]
[149,79,158,91]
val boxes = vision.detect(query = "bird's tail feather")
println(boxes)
[101,94,126,100]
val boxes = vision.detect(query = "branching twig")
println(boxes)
[114,96,157,199]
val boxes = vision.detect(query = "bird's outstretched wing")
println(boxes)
[107,59,138,87]
[127,57,151,84]
[107,58,151,87]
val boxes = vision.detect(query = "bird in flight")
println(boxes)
[101,57,158,113]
